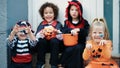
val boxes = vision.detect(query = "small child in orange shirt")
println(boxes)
[82,18,119,68]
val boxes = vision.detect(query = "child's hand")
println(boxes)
[36,30,45,39]
[25,26,31,34]
[9,24,19,41]
[71,29,78,35]
[12,24,19,34]
[74,28,80,32]
[99,40,107,46]
[86,43,92,50]
[56,34,63,40]
[44,25,56,32]
[56,30,62,34]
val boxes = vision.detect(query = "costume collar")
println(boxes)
[41,20,57,27]
[65,20,84,29]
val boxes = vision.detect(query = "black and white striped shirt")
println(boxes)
[7,37,37,55]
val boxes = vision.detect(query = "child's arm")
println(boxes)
[26,26,37,47]
[55,21,63,31]
[55,22,63,40]
[63,21,72,33]
[27,26,36,41]
[83,48,91,60]
[28,32,37,47]
[8,31,16,41]
[83,42,92,60]
[78,20,90,39]
[101,40,112,59]
[28,31,36,41]
[8,24,19,41]
[7,24,19,48]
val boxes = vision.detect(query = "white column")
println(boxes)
[96,0,104,18]
[112,0,120,57]
[28,0,39,33]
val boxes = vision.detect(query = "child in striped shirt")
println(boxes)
[7,21,37,68]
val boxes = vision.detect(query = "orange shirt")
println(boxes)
[83,40,112,62]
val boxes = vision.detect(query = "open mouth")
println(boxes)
[94,36,101,39]
[95,38,101,39]
[20,34,27,37]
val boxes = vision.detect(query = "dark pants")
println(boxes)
[59,44,85,68]
[36,38,60,67]
[11,62,32,68]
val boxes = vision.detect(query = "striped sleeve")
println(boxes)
[6,37,17,48]
[28,38,38,47]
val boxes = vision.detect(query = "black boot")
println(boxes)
[36,64,45,68]
[51,65,57,68]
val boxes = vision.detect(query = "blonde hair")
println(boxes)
[89,18,110,40]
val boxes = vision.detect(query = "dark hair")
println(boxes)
[16,20,34,33]
[66,1,83,21]
[39,2,59,20]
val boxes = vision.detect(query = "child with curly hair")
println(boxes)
[35,2,63,68]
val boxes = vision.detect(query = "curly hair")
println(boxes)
[39,2,59,20]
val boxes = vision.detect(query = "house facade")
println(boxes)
[0,0,119,68]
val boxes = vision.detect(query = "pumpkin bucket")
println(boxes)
[43,26,57,40]
[62,34,78,46]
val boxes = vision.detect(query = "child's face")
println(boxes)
[91,26,104,43]
[43,7,55,23]
[70,5,79,20]
[16,27,28,40]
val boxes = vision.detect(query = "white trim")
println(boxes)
[28,0,39,33]
[112,0,120,57]
[28,0,33,27]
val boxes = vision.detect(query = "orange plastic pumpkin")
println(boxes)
[84,40,119,68]
[86,60,119,68]
[62,34,78,46]
[43,26,57,40]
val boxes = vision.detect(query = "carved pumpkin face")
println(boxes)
[43,26,57,40]
[91,43,109,60]
[91,47,102,58]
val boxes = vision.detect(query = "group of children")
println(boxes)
[7,0,119,68]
